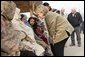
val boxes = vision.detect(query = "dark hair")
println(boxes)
[48,6,52,11]
[20,14,26,21]
[52,9,57,12]
[56,10,60,14]
[43,2,49,6]
[43,2,52,11]
[28,17,38,29]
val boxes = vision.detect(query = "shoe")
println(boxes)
[69,44,75,46]
[78,44,81,47]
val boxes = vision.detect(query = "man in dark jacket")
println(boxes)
[67,8,83,47]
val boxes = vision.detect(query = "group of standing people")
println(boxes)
[1,1,84,56]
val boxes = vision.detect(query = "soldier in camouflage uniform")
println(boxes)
[1,1,21,56]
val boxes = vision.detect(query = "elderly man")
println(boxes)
[67,8,83,47]
[34,5,74,56]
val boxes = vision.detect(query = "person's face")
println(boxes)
[22,18,26,22]
[22,16,26,22]
[36,12,45,19]
[71,9,76,14]
[30,19,35,26]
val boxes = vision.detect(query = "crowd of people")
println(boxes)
[1,1,84,56]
